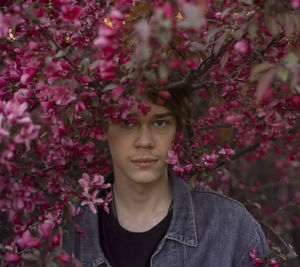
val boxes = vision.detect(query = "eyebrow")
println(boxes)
[128,112,174,119]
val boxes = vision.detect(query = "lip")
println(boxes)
[131,158,158,167]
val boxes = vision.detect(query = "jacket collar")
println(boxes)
[79,170,198,265]
[165,170,198,247]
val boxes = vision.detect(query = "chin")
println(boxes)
[129,169,167,185]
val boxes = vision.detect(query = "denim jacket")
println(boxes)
[63,171,270,267]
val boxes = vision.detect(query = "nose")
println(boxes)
[134,125,154,149]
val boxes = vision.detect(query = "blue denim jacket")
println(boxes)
[63,171,270,267]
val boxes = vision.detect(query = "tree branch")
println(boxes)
[263,200,298,224]
[168,41,186,61]
[259,219,294,254]
[39,26,78,73]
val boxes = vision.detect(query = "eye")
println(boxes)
[154,120,167,127]
[121,118,136,128]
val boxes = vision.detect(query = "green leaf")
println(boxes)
[270,246,281,254]
[158,63,168,81]
[239,0,253,4]
[45,56,53,66]
[89,60,100,71]
[103,83,117,91]
[206,27,222,43]
[220,51,229,69]
[214,32,228,55]
[286,251,298,261]
[283,52,298,65]
[189,41,206,53]
[54,50,65,58]
[221,6,236,19]
[255,69,274,101]
[80,58,90,74]
[265,16,279,37]
[22,253,39,261]
[248,18,259,40]
[144,70,157,83]
[178,3,204,30]
[48,262,59,267]
[276,67,289,82]
[249,62,275,81]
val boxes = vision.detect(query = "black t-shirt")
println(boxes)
[98,204,172,267]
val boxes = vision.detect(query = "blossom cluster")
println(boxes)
[0,0,299,265]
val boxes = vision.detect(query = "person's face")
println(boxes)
[106,100,176,186]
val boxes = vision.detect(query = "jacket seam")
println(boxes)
[192,187,249,210]
[237,218,260,267]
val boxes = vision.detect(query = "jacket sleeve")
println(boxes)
[237,216,270,267]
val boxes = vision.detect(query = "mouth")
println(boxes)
[131,158,158,167]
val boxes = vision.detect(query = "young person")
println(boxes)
[63,89,270,267]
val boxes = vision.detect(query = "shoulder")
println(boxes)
[190,185,270,266]
[190,184,262,234]
[191,185,250,216]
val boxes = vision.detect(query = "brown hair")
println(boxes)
[139,87,191,133]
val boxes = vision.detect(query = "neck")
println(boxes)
[112,171,172,232]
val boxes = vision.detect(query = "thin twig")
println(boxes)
[259,219,294,254]
[169,41,186,61]
[263,200,298,223]
[39,27,78,72]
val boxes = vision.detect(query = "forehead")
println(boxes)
[130,100,173,118]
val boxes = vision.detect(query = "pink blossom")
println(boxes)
[218,146,235,157]
[185,59,198,69]
[173,165,184,174]
[79,173,90,191]
[183,164,193,172]
[81,190,104,214]
[111,86,124,98]
[51,233,61,247]
[5,252,22,264]
[138,101,151,116]
[62,5,82,21]
[17,230,41,249]
[0,12,12,38]
[98,60,117,80]
[0,78,7,88]
[234,40,249,55]
[20,67,38,85]
[109,8,124,22]
[265,111,284,127]
[215,12,222,20]
[38,223,54,239]
[44,210,62,225]
[94,174,107,187]
[79,173,107,192]
[250,249,264,266]
[201,153,219,168]
[268,258,279,267]
[102,191,112,213]
[68,204,81,217]
[159,90,171,99]
[290,0,300,8]
[74,101,86,114]
[34,8,45,17]
[58,254,71,263]
[163,3,174,18]
[224,113,244,124]
[14,123,41,150]
[166,150,179,165]
[90,127,105,140]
